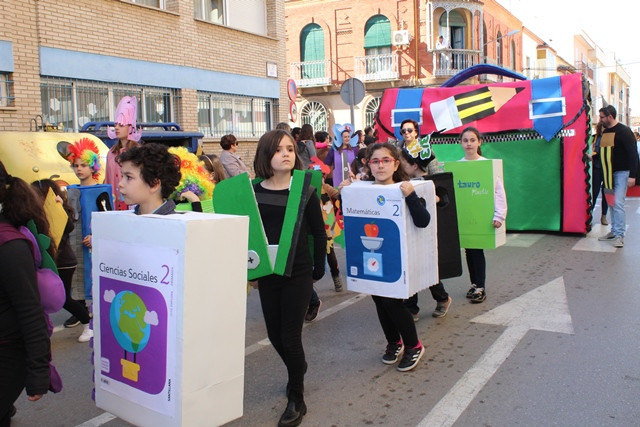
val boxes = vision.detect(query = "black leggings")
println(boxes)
[465,248,486,288]
[58,267,90,324]
[0,342,26,427]
[258,272,313,404]
[372,295,419,348]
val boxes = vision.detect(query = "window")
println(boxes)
[510,40,516,70]
[0,73,13,107]
[496,31,502,65]
[300,24,325,79]
[300,101,328,132]
[197,92,274,138]
[364,15,392,73]
[364,97,381,129]
[40,77,181,131]
[364,15,391,53]
[132,0,164,8]
[194,0,224,24]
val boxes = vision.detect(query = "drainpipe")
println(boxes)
[414,0,420,81]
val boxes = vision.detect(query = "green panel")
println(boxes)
[444,160,500,248]
[364,15,391,48]
[434,138,562,231]
[212,173,272,280]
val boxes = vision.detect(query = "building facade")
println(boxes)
[284,0,523,136]
[0,0,288,160]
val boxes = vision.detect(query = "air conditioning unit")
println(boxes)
[392,30,410,46]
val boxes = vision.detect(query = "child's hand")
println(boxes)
[399,181,415,197]
[338,177,353,191]
[493,220,502,228]
[83,234,92,248]
[180,191,200,203]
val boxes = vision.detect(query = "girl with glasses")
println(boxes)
[340,142,430,372]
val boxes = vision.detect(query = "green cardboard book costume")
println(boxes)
[444,159,506,249]
[212,170,319,280]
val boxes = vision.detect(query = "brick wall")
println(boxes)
[0,0,42,131]
[0,0,288,134]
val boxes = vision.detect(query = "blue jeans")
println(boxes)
[611,170,630,237]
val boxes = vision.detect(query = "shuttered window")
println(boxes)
[364,15,391,49]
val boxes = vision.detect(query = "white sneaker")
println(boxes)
[78,324,93,343]
[613,236,624,248]
[598,232,615,241]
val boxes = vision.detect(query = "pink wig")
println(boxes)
[106,96,142,142]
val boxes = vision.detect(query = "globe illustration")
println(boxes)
[110,291,151,353]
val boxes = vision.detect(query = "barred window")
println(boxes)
[197,92,274,139]
[364,97,381,129]
[0,73,14,107]
[301,101,328,132]
[40,77,180,131]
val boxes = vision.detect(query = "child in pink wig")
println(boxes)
[106,96,141,210]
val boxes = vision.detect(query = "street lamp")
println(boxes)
[484,29,520,47]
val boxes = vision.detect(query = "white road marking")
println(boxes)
[418,277,574,427]
[504,233,544,247]
[572,223,625,252]
[75,412,116,426]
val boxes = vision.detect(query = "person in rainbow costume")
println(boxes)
[168,146,215,212]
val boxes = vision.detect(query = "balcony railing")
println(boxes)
[354,53,399,82]
[430,49,480,77]
[289,60,331,87]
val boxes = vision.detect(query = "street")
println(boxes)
[10,199,640,427]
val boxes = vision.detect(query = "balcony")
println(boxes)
[289,60,331,87]
[354,53,399,82]
[430,49,480,77]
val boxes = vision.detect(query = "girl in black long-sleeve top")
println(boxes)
[251,130,326,427]
[340,142,429,373]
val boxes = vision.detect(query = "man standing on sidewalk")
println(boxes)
[597,105,638,248]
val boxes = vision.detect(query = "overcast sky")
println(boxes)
[496,0,640,115]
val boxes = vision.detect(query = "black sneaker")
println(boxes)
[466,285,477,299]
[304,300,322,322]
[64,316,80,328]
[470,288,486,303]
[381,341,404,364]
[397,344,424,372]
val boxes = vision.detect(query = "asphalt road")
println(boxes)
[10,199,640,427]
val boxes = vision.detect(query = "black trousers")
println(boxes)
[372,295,419,348]
[592,164,609,215]
[58,267,90,324]
[0,342,26,427]
[404,281,449,314]
[258,271,313,404]
[465,248,486,288]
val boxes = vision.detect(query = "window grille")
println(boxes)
[197,92,274,138]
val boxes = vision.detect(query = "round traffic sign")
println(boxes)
[289,101,298,122]
[340,78,365,105]
[287,79,298,101]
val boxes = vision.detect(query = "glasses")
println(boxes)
[400,128,415,134]
[368,157,395,166]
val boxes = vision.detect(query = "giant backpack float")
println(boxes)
[375,67,592,234]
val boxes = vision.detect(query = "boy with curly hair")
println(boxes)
[116,143,181,215]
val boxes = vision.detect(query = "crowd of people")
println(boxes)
[3,94,637,427]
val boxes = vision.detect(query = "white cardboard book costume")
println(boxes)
[341,180,438,299]
[92,211,248,427]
